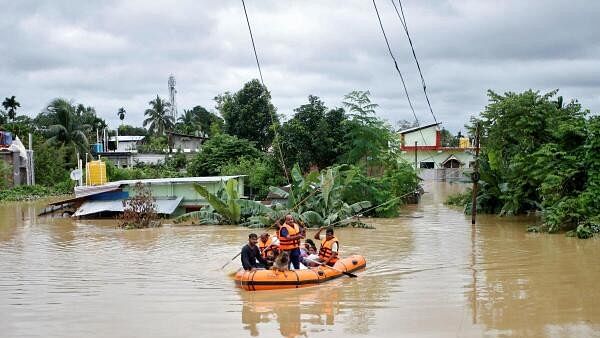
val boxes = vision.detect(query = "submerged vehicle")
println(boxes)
[234,254,366,291]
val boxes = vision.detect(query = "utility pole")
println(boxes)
[471,123,480,225]
[414,141,418,170]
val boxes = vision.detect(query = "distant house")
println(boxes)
[167,132,207,153]
[108,135,145,152]
[398,122,475,181]
[92,135,167,168]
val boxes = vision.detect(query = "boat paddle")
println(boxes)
[305,258,357,278]
[221,251,241,270]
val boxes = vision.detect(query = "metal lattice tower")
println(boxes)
[168,74,177,120]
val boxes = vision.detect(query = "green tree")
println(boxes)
[341,90,395,174]
[175,109,197,135]
[220,155,286,199]
[187,133,261,176]
[465,89,600,238]
[216,79,279,150]
[279,95,348,171]
[143,95,174,135]
[2,96,20,121]
[45,98,90,155]
[440,128,459,147]
[118,124,148,136]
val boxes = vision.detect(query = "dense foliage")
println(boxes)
[463,89,600,238]
[278,95,348,171]
[1,84,419,223]
[216,79,278,151]
[187,133,261,176]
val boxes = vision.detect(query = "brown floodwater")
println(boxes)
[0,182,599,337]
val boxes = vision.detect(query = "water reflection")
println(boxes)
[1,184,600,338]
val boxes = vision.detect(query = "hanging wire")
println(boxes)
[372,0,429,150]
[390,0,438,124]
[241,0,290,183]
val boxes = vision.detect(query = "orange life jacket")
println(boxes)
[318,236,339,264]
[258,236,277,258]
[278,223,300,250]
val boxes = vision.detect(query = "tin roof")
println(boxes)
[73,196,183,217]
[108,136,145,142]
[398,122,440,134]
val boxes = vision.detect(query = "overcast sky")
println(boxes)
[2,0,599,132]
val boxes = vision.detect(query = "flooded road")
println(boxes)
[1,182,599,337]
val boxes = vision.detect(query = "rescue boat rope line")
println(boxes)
[241,0,290,183]
[328,188,421,228]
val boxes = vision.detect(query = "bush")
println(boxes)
[219,155,286,199]
[0,184,70,202]
[187,133,261,176]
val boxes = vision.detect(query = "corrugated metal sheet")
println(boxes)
[73,196,183,217]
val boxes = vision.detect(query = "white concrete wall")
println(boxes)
[400,149,475,169]
[403,125,438,147]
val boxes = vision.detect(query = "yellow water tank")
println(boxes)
[459,137,471,148]
[86,160,107,186]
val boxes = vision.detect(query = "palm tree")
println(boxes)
[175,109,197,134]
[2,96,20,121]
[117,107,126,124]
[143,95,174,135]
[45,98,90,154]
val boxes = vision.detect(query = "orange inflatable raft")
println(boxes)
[234,254,366,291]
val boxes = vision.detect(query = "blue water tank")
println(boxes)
[91,143,104,153]
[0,131,13,146]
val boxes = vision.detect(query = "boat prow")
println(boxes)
[234,254,366,291]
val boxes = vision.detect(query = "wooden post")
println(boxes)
[471,123,480,225]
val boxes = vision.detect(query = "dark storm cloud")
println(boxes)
[1,0,599,132]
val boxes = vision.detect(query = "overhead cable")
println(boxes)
[390,0,438,124]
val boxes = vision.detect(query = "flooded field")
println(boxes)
[1,182,598,337]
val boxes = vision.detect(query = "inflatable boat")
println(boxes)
[234,254,366,291]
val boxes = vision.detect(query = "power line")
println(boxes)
[372,0,428,149]
[390,0,438,124]
[241,0,265,86]
[240,0,289,183]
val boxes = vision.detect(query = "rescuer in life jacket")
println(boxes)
[258,232,279,263]
[313,226,339,266]
[276,215,305,269]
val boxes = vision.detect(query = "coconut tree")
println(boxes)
[45,98,90,155]
[2,96,20,121]
[175,109,198,135]
[143,95,173,135]
[117,107,126,124]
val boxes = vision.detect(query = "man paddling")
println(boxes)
[314,226,339,266]
[241,233,268,271]
[277,215,304,269]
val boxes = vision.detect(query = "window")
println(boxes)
[419,162,434,169]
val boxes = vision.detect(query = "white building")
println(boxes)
[398,122,476,181]
[108,135,145,152]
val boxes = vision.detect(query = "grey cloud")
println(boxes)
[1,0,599,132]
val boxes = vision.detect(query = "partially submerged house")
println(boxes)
[45,175,246,218]
[398,122,475,181]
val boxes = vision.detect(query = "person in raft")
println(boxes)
[258,232,279,262]
[241,233,268,271]
[313,226,339,266]
[276,214,304,269]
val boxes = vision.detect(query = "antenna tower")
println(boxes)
[168,74,177,120]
